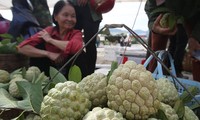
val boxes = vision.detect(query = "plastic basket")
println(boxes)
[143,50,200,106]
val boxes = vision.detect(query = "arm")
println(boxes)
[17,45,48,57]
[145,0,177,36]
[17,45,60,61]
[38,29,69,51]
[39,29,83,55]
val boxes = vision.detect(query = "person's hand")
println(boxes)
[47,51,60,61]
[38,30,52,43]
[152,14,177,36]
[54,54,66,65]
[188,37,200,55]
[77,0,88,6]
[47,52,66,65]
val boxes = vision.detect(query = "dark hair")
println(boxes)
[52,0,75,27]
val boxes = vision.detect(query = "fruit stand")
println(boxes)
[0,24,199,120]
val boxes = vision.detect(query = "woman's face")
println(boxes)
[54,4,76,31]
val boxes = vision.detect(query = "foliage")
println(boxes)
[0,33,23,54]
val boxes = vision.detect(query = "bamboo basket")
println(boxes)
[0,54,29,72]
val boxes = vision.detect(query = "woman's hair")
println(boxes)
[52,0,75,28]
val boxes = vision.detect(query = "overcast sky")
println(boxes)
[0,2,148,31]
[100,2,148,31]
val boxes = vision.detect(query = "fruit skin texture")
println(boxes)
[159,13,176,30]
[83,107,125,120]
[8,77,27,98]
[25,66,41,82]
[106,61,160,120]
[183,106,199,120]
[159,102,179,120]
[25,113,41,120]
[40,81,92,120]
[156,78,179,106]
[0,69,10,83]
[78,73,108,108]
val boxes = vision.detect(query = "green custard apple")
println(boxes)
[78,73,108,108]
[159,102,179,120]
[40,81,92,120]
[8,77,28,98]
[156,77,179,106]
[83,107,126,120]
[106,61,160,120]
[0,69,10,83]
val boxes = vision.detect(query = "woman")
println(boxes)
[17,0,88,78]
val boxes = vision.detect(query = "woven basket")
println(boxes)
[0,54,29,72]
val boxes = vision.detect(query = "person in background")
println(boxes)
[17,0,88,78]
[29,0,52,28]
[168,24,188,78]
[8,0,52,39]
[0,14,10,40]
[144,0,200,76]
[68,0,102,75]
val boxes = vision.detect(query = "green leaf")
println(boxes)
[21,67,27,79]
[0,33,14,40]
[180,86,199,104]
[189,102,200,110]
[0,88,18,108]
[0,39,11,45]
[156,109,168,120]
[49,66,67,84]
[16,35,24,43]
[16,80,43,113]
[173,99,185,119]
[0,83,9,90]
[68,65,82,83]
[107,61,118,80]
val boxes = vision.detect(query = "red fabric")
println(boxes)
[18,26,83,56]
[122,56,128,64]
[148,32,168,72]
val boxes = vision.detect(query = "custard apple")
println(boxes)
[25,66,41,82]
[147,118,159,120]
[11,74,23,79]
[183,106,199,120]
[0,69,10,83]
[159,102,179,120]
[159,13,176,30]
[25,113,41,120]
[156,78,179,106]
[8,77,28,98]
[78,73,108,108]
[106,61,160,120]
[83,107,125,120]
[40,81,91,120]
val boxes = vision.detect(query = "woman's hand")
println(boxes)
[152,14,177,36]
[46,51,60,61]
[46,52,66,65]
[38,30,52,43]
